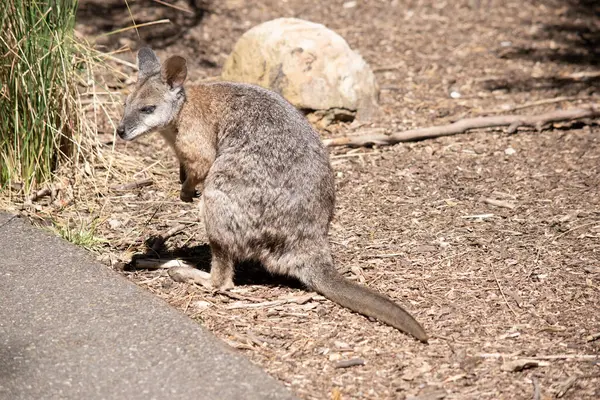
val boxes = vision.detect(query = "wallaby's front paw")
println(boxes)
[180,190,195,203]
[180,188,201,203]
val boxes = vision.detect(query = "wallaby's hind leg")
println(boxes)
[209,249,235,290]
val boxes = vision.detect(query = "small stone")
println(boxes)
[334,340,349,349]
[450,91,461,99]
[108,219,121,229]
[194,300,212,310]
[584,266,600,274]
[504,147,516,155]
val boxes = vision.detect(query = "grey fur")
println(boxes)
[118,49,428,343]
[137,47,161,80]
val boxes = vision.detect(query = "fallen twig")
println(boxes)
[492,263,518,318]
[461,213,495,220]
[151,223,187,251]
[151,0,193,14]
[323,105,599,147]
[110,177,154,192]
[479,353,598,361]
[245,330,284,347]
[217,291,265,303]
[481,197,516,210]
[556,376,577,398]
[29,188,52,202]
[334,358,366,369]
[532,377,541,400]
[226,299,289,309]
[548,221,599,243]
[501,359,550,372]
[585,332,600,342]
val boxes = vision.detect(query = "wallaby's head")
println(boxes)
[117,47,187,141]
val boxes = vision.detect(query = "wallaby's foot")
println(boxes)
[168,267,212,289]
[215,278,235,291]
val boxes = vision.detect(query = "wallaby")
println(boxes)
[117,47,428,343]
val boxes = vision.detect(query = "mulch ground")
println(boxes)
[6,0,600,398]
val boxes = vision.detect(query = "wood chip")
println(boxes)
[481,197,516,209]
[500,359,550,372]
[585,332,600,342]
[334,358,365,369]
[556,376,578,398]
[462,213,495,219]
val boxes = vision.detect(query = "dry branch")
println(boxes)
[151,223,187,251]
[324,105,599,147]
[479,353,599,361]
[28,188,52,202]
[110,177,154,192]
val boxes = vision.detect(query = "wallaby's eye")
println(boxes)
[141,105,156,114]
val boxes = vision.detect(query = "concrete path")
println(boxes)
[0,213,296,400]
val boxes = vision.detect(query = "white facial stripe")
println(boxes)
[143,111,165,128]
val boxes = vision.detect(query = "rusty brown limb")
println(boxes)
[323,104,599,147]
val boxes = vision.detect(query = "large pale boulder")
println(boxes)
[221,18,379,121]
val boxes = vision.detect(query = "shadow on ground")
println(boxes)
[128,241,304,289]
[484,0,599,94]
[77,0,210,50]
[500,0,599,66]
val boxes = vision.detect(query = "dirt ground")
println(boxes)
[10,0,600,399]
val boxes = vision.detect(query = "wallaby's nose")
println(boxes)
[116,126,125,138]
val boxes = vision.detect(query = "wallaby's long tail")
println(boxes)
[308,266,428,343]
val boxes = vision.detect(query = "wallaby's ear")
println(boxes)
[161,56,187,89]
[137,47,160,80]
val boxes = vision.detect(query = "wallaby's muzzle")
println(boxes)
[116,125,126,139]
